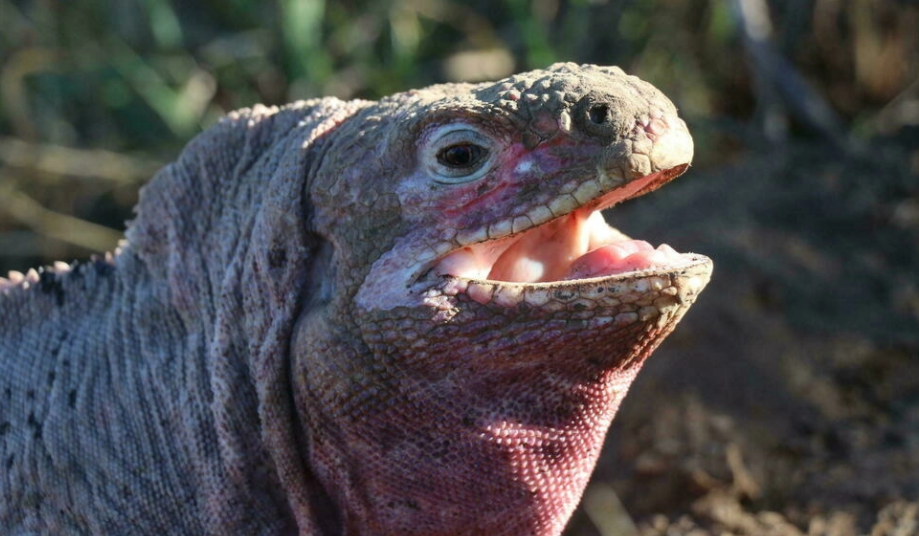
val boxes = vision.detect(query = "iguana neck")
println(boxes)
[291,291,691,535]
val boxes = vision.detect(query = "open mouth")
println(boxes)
[434,165,691,285]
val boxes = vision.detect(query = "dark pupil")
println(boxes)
[437,144,484,168]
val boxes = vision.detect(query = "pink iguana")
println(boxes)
[0,63,711,535]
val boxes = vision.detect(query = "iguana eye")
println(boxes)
[424,125,496,184]
[437,144,487,169]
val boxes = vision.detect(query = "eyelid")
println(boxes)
[424,124,497,184]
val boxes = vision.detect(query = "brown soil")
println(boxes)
[567,132,919,536]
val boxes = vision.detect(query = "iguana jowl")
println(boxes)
[0,63,711,535]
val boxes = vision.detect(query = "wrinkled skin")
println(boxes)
[0,64,710,535]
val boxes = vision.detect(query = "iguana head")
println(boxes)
[301,63,712,535]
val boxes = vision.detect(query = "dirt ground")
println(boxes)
[565,132,919,535]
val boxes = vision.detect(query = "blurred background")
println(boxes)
[0,0,915,271]
[1,1,918,535]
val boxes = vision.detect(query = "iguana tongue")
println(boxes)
[487,210,681,282]
[562,240,681,280]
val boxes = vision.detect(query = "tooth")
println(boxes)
[433,240,455,256]
[527,205,554,226]
[548,194,578,217]
[512,215,533,234]
[559,180,578,194]
[456,226,488,246]
[571,180,601,204]
[597,167,625,189]
[467,282,495,305]
[632,279,651,293]
[488,219,513,240]
[524,288,552,306]
[493,285,524,307]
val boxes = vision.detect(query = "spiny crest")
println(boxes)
[0,252,120,295]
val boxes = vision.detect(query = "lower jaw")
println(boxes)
[440,252,712,309]
[348,259,712,536]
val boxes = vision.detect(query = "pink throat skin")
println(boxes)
[434,167,685,284]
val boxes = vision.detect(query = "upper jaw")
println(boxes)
[426,106,699,286]
[431,163,702,287]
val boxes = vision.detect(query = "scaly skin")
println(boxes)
[0,63,711,535]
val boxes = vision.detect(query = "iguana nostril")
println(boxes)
[588,104,609,125]
[574,94,623,142]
